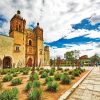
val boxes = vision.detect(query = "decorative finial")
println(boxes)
[37,22,39,26]
[17,10,20,14]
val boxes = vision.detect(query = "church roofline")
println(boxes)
[33,22,43,32]
[0,34,13,38]
[10,10,26,22]
[25,28,35,33]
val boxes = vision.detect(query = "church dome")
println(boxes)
[11,10,22,20]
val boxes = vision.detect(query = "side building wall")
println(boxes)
[44,46,50,66]
[10,31,26,68]
[0,35,14,68]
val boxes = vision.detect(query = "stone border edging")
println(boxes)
[58,68,94,100]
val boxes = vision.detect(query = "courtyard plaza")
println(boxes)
[67,66,100,100]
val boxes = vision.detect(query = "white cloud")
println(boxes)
[50,42,100,58]
[90,14,100,25]
[50,47,67,59]
[0,0,100,41]
[64,29,88,39]
[85,30,100,38]
[0,0,100,58]
[64,29,100,39]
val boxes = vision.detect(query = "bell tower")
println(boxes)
[35,23,43,40]
[33,23,44,67]
[9,10,26,36]
[9,10,26,68]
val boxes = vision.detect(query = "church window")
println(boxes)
[40,49,42,55]
[19,25,21,31]
[29,40,32,46]
[16,46,20,52]
[16,25,18,31]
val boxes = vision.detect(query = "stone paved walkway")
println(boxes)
[68,67,100,100]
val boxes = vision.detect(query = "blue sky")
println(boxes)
[45,18,100,48]
[72,18,100,31]
[46,35,100,48]
[0,0,100,58]
[0,15,7,28]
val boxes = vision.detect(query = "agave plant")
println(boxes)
[28,88,42,100]
[47,81,59,92]
[0,81,3,92]
[0,87,19,100]
[3,75,13,82]
[11,78,22,86]
[25,81,33,92]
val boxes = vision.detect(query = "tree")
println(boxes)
[54,58,56,67]
[64,51,75,66]
[50,59,53,67]
[56,57,61,69]
[64,50,80,67]
[90,54,100,66]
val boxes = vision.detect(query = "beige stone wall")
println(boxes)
[36,39,44,67]
[25,29,36,66]
[0,32,50,68]
[0,35,14,68]
[44,50,50,66]
[11,31,26,68]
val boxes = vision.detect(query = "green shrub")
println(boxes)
[19,67,31,73]
[60,74,71,84]
[49,69,55,76]
[74,68,82,74]
[73,69,80,77]
[33,73,39,80]
[3,75,13,82]
[33,80,40,88]
[41,72,48,78]
[68,70,73,75]
[45,69,50,73]
[64,68,69,72]
[13,73,18,77]
[23,70,29,75]
[0,69,8,75]
[19,69,24,73]
[82,69,85,72]
[47,81,59,92]
[28,89,42,100]
[70,75,75,80]
[30,73,39,81]
[40,68,44,70]
[57,67,63,71]
[51,68,55,72]
[36,67,40,71]
[39,70,44,75]
[11,78,22,86]
[80,68,85,72]
[0,81,3,91]
[45,77,54,83]
[25,81,33,92]
[0,87,19,100]
[54,73,61,81]
[25,80,40,92]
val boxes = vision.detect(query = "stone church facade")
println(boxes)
[0,10,50,68]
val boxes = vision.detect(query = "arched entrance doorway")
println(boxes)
[3,56,12,68]
[27,58,33,67]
